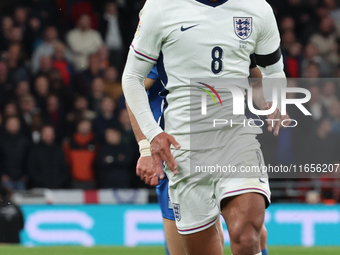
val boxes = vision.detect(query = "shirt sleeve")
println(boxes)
[122,50,163,142]
[254,2,281,55]
[131,0,164,63]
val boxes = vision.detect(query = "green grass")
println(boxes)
[0,246,340,255]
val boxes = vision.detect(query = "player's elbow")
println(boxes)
[258,56,285,78]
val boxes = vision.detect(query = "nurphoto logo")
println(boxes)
[197,82,312,128]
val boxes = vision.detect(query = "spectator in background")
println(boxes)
[48,69,74,113]
[119,108,131,133]
[98,45,110,69]
[6,44,29,85]
[329,100,340,134]
[41,94,65,142]
[118,107,139,177]
[321,81,338,108]
[10,25,24,49]
[316,4,330,21]
[8,27,24,52]
[277,0,317,44]
[77,53,104,94]
[281,30,296,57]
[284,42,302,78]
[13,6,33,58]
[305,190,320,204]
[13,7,27,34]
[64,120,97,189]
[1,16,13,33]
[310,16,339,71]
[27,15,44,49]
[92,96,120,143]
[16,81,30,98]
[322,189,337,205]
[119,108,135,144]
[302,118,340,165]
[28,0,59,27]
[301,43,330,77]
[307,85,326,122]
[19,95,38,135]
[97,127,130,188]
[42,93,57,117]
[69,1,97,29]
[0,185,24,244]
[66,95,96,133]
[14,80,30,101]
[31,26,59,74]
[99,1,123,71]
[325,0,340,36]
[33,75,49,110]
[66,13,103,71]
[3,102,19,119]
[35,55,53,78]
[88,77,106,112]
[0,16,13,52]
[25,15,44,56]
[52,42,75,88]
[0,61,14,109]
[259,79,314,167]
[304,62,320,78]
[0,117,29,190]
[30,113,43,144]
[103,66,122,104]
[28,126,69,189]
[280,16,295,33]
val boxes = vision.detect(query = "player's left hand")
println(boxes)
[136,156,159,186]
[262,102,291,136]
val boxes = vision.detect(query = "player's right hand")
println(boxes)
[136,156,159,186]
[151,132,181,178]
[262,102,291,136]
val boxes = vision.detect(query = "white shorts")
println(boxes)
[165,134,271,235]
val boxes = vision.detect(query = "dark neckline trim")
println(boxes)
[194,0,229,8]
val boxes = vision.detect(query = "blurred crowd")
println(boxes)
[0,0,339,197]
[0,0,144,190]
[263,0,340,202]
[260,1,340,165]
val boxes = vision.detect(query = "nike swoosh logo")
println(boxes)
[259,178,266,184]
[181,24,199,32]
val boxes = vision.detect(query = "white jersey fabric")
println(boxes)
[127,0,281,150]
[123,0,282,234]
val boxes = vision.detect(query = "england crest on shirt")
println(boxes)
[173,203,181,222]
[234,17,253,40]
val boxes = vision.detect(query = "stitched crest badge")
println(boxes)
[234,17,253,40]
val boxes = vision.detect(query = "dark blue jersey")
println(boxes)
[147,66,164,122]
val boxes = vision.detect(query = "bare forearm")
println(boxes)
[249,67,266,108]
[252,86,266,109]
[144,77,156,90]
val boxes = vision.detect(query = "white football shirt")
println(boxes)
[131,0,281,149]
